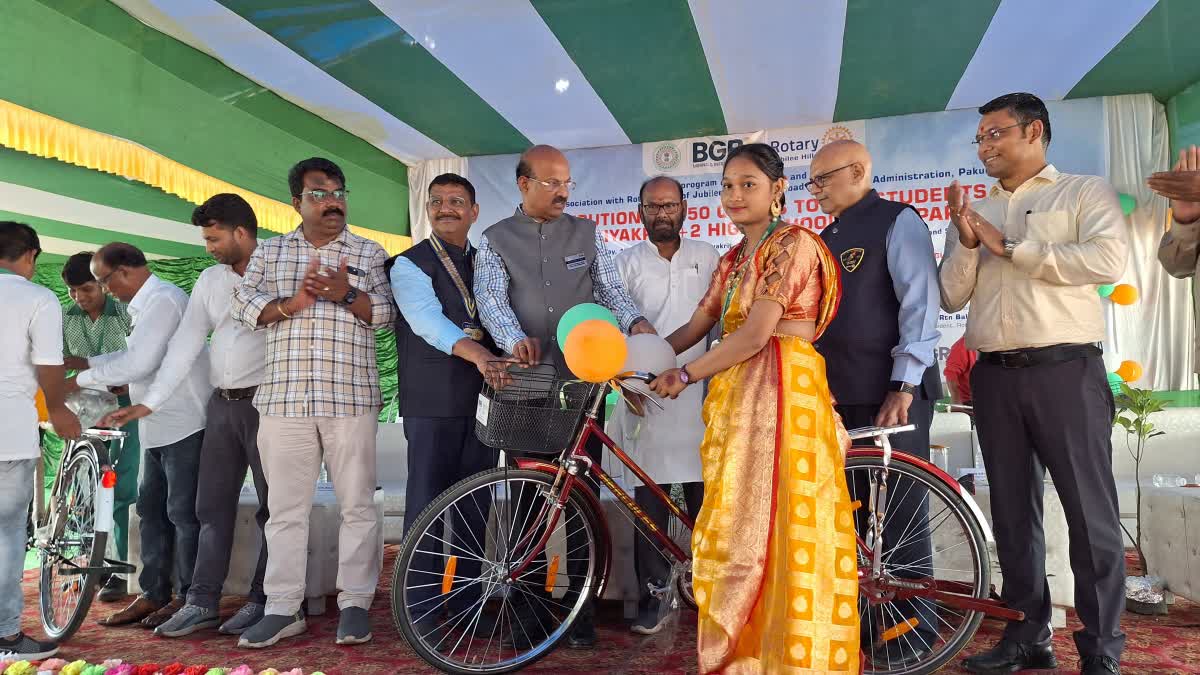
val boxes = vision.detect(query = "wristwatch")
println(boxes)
[679,365,693,386]
[1002,237,1021,258]
[340,287,359,306]
[889,381,917,395]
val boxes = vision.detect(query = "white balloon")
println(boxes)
[620,333,677,398]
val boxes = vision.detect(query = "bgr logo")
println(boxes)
[692,139,743,164]
[653,143,681,171]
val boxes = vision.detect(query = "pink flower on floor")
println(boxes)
[38,659,68,673]
[158,664,185,675]
[225,667,253,675]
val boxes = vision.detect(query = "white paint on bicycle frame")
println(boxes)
[95,486,115,533]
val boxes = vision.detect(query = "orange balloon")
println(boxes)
[1110,284,1138,305]
[1116,360,1143,383]
[564,319,628,383]
[34,388,48,423]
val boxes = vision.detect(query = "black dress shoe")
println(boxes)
[566,612,596,648]
[97,576,128,603]
[1081,655,1120,674]
[961,638,1057,673]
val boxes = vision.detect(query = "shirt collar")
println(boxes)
[833,189,881,222]
[432,232,472,256]
[127,273,162,315]
[990,164,1059,196]
[515,204,563,226]
[286,225,352,248]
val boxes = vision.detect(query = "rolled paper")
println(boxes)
[60,662,88,675]
[225,668,254,675]
[5,661,36,675]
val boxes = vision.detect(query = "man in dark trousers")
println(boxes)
[387,173,503,636]
[474,145,654,648]
[941,93,1128,675]
[810,140,943,667]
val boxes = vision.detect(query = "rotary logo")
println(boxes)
[652,143,682,171]
[822,125,855,145]
[840,247,865,273]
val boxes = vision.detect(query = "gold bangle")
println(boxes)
[276,299,293,319]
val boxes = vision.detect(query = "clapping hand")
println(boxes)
[304,256,353,304]
[1147,146,1200,224]
[946,180,1004,256]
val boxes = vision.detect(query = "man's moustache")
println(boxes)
[323,208,344,217]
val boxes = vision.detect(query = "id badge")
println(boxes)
[564,253,587,271]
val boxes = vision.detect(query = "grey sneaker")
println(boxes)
[154,603,221,638]
[0,633,59,660]
[336,606,373,645]
[237,612,306,649]
[219,602,265,635]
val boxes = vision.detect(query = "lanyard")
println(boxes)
[428,235,482,339]
[720,218,779,334]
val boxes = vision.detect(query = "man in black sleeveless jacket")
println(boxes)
[387,174,503,635]
[810,141,943,667]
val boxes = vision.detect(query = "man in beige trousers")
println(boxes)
[232,158,396,648]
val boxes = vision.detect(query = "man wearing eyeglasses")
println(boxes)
[612,176,716,635]
[940,93,1128,675]
[474,144,654,648]
[64,243,213,630]
[385,173,505,637]
[808,140,942,667]
[232,157,396,649]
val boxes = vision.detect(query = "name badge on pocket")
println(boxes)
[564,254,587,271]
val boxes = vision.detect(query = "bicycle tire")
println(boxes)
[847,454,991,675]
[391,468,604,674]
[39,442,105,642]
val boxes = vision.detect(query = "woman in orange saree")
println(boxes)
[651,143,859,674]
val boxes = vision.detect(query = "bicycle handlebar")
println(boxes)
[847,423,917,441]
[942,404,975,414]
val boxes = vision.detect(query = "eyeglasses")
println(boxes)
[428,196,471,209]
[803,164,856,192]
[642,202,682,215]
[299,189,350,202]
[972,122,1028,145]
[525,176,577,192]
[95,266,122,288]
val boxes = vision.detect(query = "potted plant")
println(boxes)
[1112,383,1168,614]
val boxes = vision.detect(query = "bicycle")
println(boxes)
[29,426,135,641]
[392,369,1021,674]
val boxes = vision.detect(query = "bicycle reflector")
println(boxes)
[101,470,117,489]
[880,617,919,642]
[545,555,560,593]
[441,556,458,595]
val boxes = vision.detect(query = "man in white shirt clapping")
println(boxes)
[0,221,80,661]
[66,243,213,629]
[106,195,268,639]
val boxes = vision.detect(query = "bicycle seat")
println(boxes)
[847,424,917,441]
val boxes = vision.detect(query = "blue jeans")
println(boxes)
[137,431,203,604]
[0,459,36,636]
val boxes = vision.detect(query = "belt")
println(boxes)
[218,386,257,401]
[978,343,1101,369]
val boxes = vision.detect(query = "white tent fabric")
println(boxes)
[406,157,469,244]
[1105,93,1196,389]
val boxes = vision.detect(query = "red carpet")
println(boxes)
[19,548,1199,673]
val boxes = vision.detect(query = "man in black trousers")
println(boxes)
[388,173,503,636]
[810,139,943,667]
[941,93,1128,675]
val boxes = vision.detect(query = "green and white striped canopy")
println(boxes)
[108,0,1200,161]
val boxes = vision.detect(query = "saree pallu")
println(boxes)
[692,227,858,674]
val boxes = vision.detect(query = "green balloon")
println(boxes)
[1107,371,1124,394]
[1098,284,1115,298]
[605,390,619,419]
[1118,192,1136,216]
[556,302,619,346]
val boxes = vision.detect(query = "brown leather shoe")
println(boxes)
[100,596,165,627]
[140,597,185,629]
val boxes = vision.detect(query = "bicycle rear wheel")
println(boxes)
[39,443,105,641]
[847,455,990,675]
[392,468,602,674]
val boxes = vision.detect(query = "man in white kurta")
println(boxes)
[613,176,718,635]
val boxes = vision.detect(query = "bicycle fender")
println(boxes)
[95,486,114,533]
[847,448,994,544]
[513,458,614,599]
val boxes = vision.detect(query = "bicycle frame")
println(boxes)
[504,386,692,590]
[33,428,128,554]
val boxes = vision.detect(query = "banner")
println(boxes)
[468,97,1108,370]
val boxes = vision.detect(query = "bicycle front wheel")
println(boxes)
[847,455,991,675]
[392,468,602,674]
[39,443,105,641]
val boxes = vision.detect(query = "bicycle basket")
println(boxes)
[474,367,599,455]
